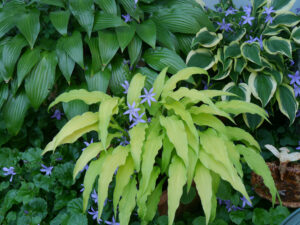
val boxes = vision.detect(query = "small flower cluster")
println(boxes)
[218,195,254,212]
[242,5,255,26]
[288,71,300,97]
[262,6,275,24]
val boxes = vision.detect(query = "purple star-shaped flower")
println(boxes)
[80,164,89,173]
[225,7,237,16]
[296,141,300,150]
[263,6,275,15]
[140,88,156,106]
[257,35,263,50]
[243,5,252,15]
[246,36,257,44]
[3,167,16,182]
[265,15,274,24]
[124,101,140,121]
[119,136,130,146]
[294,84,300,97]
[51,109,63,120]
[288,71,300,85]
[40,164,53,176]
[290,60,295,66]
[82,138,93,151]
[88,207,102,223]
[130,112,146,128]
[121,80,129,94]
[240,196,254,208]
[80,184,85,192]
[91,189,98,203]
[242,14,255,26]
[122,14,131,23]
[217,18,233,32]
[105,216,120,225]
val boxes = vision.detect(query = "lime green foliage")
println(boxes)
[43,67,277,225]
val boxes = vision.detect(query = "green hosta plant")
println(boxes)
[42,67,278,225]
[188,0,299,129]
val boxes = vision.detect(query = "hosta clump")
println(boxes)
[43,67,278,225]
[188,0,299,128]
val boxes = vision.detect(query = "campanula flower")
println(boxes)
[140,88,156,106]
[296,141,300,150]
[288,71,300,85]
[130,112,146,128]
[122,14,131,23]
[88,207,102,223]
[51,109,63,120]
[246,36,257,44]
[243,5,252,15]
[91,189,98,203]
[225,7,237,16]
[263,6,275,15]
[294,84,300,97]
[257,35,263,50]
[242,14,255,26]
[105,216,120,225]
[124,102,140,121]
[119,136,130,146]
[80,184,85,192]
[121,80,130,94]
[217,18,233,32]
[240,196,254,208]
[265,15,274,24]
[290,60,295,66]
[3,167,16,182]
[40,164,53,176]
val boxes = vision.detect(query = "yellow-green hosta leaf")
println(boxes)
[264,37,292,59]
[241,42,262,66]
[119,177,138,225]
[152,67,168,101]
[43,112,98,155]
[194,162,213,225]
[99,97,119,149]
[160,115,189,168]
[162,67,208,99]
[270,12,299,27]
[237,145,277,205]
[248,72,277,107]
[192,27,222,48]
[192,113,226,134]
[189,105,234,123]
[291,26,300,44]
[201,89,238,99]
[222,82,251,102]
[161,135,174,174]
[127,73,146,105]
[225,141,243,178]
[97,146,129,220]
[129,123,147,171]
[276,84,298,124]
[168,156,187,225]
[49,89,110,109]
[187,148,198,191]
[114,155,135,217]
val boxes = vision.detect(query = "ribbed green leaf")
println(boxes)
[2,35,27,82]
[94,0,117,14]
[168,156,186,225]
[0,84,9,110]
[25,51,57,109]
[143,47,186,74]
[128,35,142,66]
[135,67,158,91]
[85,68,111,92]
[187,49,215,70]
[119,0,140,21]
[49,10,70,36]
[85,36,102,73]
[127,73,146,105]
[94,12,127,31]
[116,24,136,52]
[62,100,89,120]
[0,13,18,39]
[136,19,156,48]
[37,0,65,7]
[176,34,193,55]
[69,0,94,37]
[263,37,292,59]
[3,92,30,135]
[155,22,176,51]
[17,10,40,48]
[17,48,40,87]
[98,30,119,67]
[241,42,262,65]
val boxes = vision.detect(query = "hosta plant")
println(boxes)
[42,67,278,225]
[188,0,299,129]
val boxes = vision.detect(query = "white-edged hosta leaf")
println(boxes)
[224,42,241,59]
[192,27,222,48]
[42,112,99,155]
[136,19,156,48]
[113,155,135,215]
[241,42,262,65]
[62,99,89,120]
[127,73,146,105]
[3,92,30,135]
[0,84,9,110]
[69,0,94,37]
[116,24,136,52]
[143,47,187,74]
[97,146,129,220]
[270,13,299,27]
[17,48,40,87]
[248,72,277,107]
[168,156,187,225]
[128,35,142,66]
[17,9,40,48]
[25,51,57,109]
[263,36,292,59]
[94,0,117,14]
[234,57,247,74]
[187,49,215,70]
[98,30,119,67]
[291,26,300,44]
[93,12,128,31]
[85,68,111,92]
[270,0,296,13]
[262,26,289,36]
[276,84,298,124]
[222,82,251,102]
[49,10,70,36]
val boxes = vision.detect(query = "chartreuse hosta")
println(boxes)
[42,67,278,225]
[188,0,299,129]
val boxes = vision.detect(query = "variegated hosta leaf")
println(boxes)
[127,73,146,105]
[270,12,299,27]
[222,82,251,102]
[192,27,222,48]
[269,0,296,13]
[189,105,234,123]
[186,49,216,71]
[192,113,226,134]
[224,42,241,59]
[48,89,110,109]
[42,112,99,155]
[291,26,300,44]
[241,42,262,66]
[263,37,292,59]
[248,72,277,107]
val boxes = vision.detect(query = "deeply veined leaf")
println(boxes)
[291,26,300,44]
[25,51,57,109]
[43,112,99,155]
[85,36,102,73]
[97,146,129,220]
[263,36,292,59]
[94,0,117,14]
[152,67,168,101]
[3,92,30,135]
[136,19,156,48]
[113,155,135,216]
[17,48,40,87]
[0,84,9,110]
[129,123,147,171]
[276,84,298,124]
[168,156,187,225]
[119,0,140,21]
[248,72,277,107]
[17,10,40,48]
[128,35,142,66]
[155,22,177,51]
[161,134,174,174]
[69,0,94,37]
[98,30,119,67]
[37,0,65,7]
[241,42,262,65]
[160,115,189,168]
[99,97,119,149]
[119,177,138,225]
[49,10,70,36]
[187,49,216,70]
[127,73,146,105]
[192,27,222,48]
[49,89,110,109]
[143,47,187,74]
[194,162,213,225]
[237,145,277,205]
[116,24,136,52]
[85,68,111,92]
[93,12,128,31]
[161,67,208,99]
[63,99,89,120]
